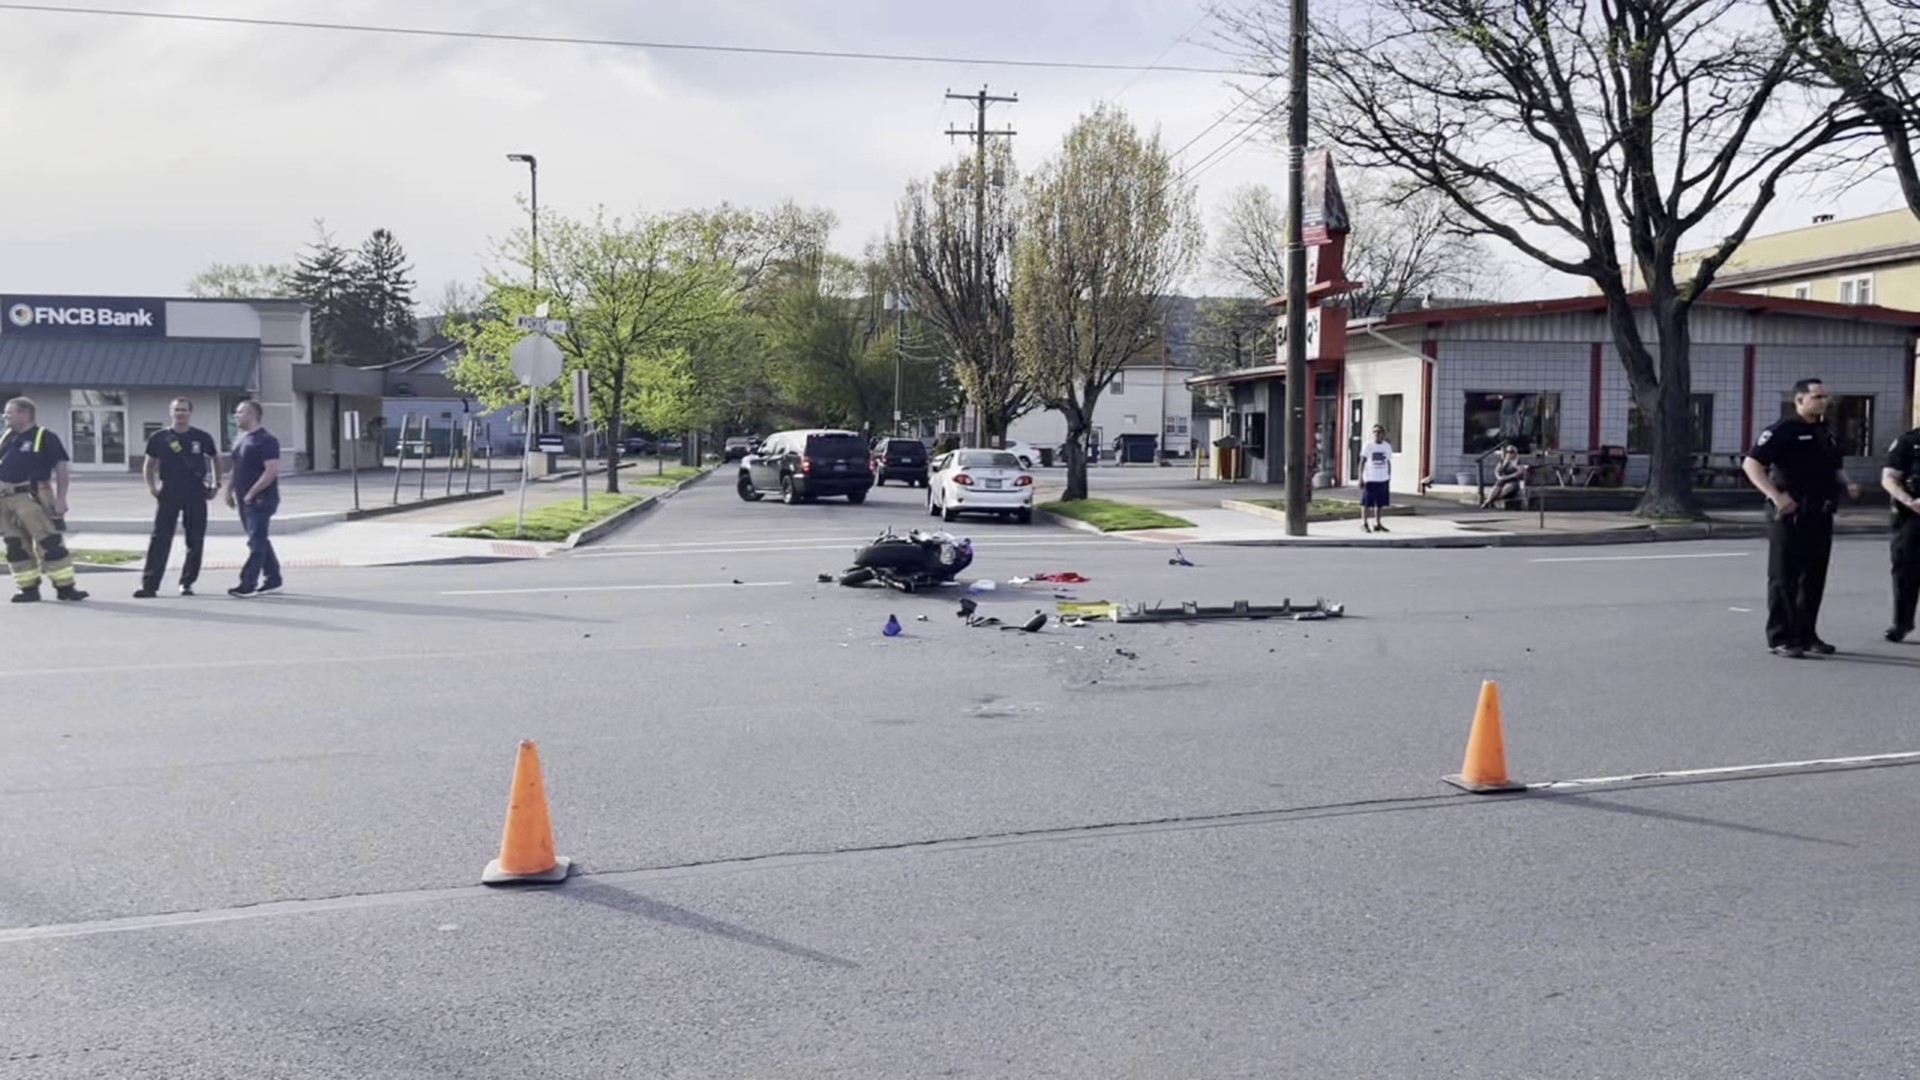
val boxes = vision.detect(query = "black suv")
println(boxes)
[870,437,929,487]
[737,429,874,504]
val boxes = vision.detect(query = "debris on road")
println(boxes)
[884,614,903,637]
[1169,548,1196,567]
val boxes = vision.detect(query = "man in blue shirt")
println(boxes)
[224,399,284,597]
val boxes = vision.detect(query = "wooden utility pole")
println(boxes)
[1282,0,1310,536]
[945,86,1017,447]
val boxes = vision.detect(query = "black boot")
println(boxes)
[11,586,41,603]
[55,584,88,602]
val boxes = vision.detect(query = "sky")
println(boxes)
[0,0,1910,311]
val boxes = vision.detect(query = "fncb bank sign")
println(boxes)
[1,295,167,338]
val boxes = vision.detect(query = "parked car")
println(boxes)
[737,428,874,505]
[620,435,654,457]
[871,436,930,487]
[928,448,1034,523]
[999,440,1040,469]
[723,435,758,461]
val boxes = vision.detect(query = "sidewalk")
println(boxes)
[68,468,711,572]
[1034,477,1892,548]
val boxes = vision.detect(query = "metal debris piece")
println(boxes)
[1110,598,1345,623]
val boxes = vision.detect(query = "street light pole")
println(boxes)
[1282,0,1310,537]
[507,152,541,439]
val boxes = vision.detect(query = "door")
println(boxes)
[749,435,785,489]
[68,389,128,470]
[1348,397,1365,482]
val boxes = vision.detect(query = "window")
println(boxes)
[1377,394,1405,446]
[1840,275,1875,305]
[1627,394,1714,454]
[1462,392,1561,455]
[1110,371,1125,395]
[1780,394,1876,455]
[1790,283,1812,300]
[1164,415,1189,436]
[1245,411,1267,455]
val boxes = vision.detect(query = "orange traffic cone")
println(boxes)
[482,740,574,885]
[1443,681,1527,794]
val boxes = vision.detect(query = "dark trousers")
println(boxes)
[1766,509,1835,648]
[1893,514,1920,634]
[238,498,281,590]
[141,488,208,591]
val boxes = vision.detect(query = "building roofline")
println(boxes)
[1702,242,1920,287]
[1676,207,1913,258]
[1376,289,1920,329]
[0,292,309,309]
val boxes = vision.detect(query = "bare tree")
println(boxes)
[889,139,1035,443]
[1211,178,1497,318]
[1213,0,1867,517]
[1014,103,1205,501]
[1771,0,1920,216]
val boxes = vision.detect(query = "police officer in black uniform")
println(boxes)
[1882,424,1920,642]
[135,397,223,598]
[1742,378,1860,658]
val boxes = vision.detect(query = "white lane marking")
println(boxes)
[441,581,794,597]
[590,535,885,550]
[1532,552,1752,564]
[1730,606,1753,612]
[571,539,1132,559]
[0,641,690,680]
[1527,750,1920,792]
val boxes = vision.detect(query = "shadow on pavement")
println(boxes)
[556,881,859,970]
[266,595,597,625]
[1530,791,1853,848]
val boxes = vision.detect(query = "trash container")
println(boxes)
[1115,433,1158,464]
[1038,446,1054,468]
[1212,435,1242,481]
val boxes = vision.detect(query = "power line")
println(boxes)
[1106,10,1215,101]
[0,3,1276,75]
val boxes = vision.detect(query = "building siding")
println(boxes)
[1340,345,1426,493]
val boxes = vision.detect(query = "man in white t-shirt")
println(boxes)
[1360,423,1394,533]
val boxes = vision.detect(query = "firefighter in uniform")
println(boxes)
[1882,425,1920,642]
[0,397,88,603]
[1742,378,1857,658]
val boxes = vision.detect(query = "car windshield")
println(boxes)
[806,434,867,458]
[956,451,1021,469]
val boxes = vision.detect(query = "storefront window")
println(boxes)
[1245,411,1267,456]
[1377,393,1404,446]
[1627,394,1714,454]
[1463,392,1561,455]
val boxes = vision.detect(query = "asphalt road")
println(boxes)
[3,472,1916,1078]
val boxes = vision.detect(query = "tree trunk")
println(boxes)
[605,366,625,495]
[1634,308,1703,520]
[1062,410,1090,501]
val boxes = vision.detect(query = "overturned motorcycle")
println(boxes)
[835,528,974,593]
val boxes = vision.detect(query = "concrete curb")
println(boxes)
[1222,499,1417,524]
[1157,519,1891,549]
[344,489,503,522]
[560,468,718,549]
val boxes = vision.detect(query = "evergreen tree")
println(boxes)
[347,228,418,363]
[289,221,356,363]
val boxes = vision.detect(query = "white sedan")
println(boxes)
[928,449,1035,524]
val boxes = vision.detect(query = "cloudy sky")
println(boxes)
[0,0,1907,309]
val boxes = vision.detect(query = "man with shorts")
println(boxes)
[1359,423,1394,533]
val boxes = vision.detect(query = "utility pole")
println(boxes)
[1282,0,1310,536]
[945,85,1016,448]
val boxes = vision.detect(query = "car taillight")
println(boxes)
[801,458,813,474]
[1014,475,1033,487]
[953,473,974,486]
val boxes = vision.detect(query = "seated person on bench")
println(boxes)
[1481,444,1526,509]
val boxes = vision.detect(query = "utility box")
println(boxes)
[1212,434,1243,481]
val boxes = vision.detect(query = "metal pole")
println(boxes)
[1282,0,1311,537]
[466,419,476,494]
[444,421,456,497]
[349,425,361,512]
[390,414,411,506]
[419,417,431,500]
[580,419,590,512]
[483,422,493,492]
[514,386,535,539]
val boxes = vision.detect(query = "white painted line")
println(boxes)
[1527,750,1920,792]
[441,581,794,597]
[589,535,882,551]
[0,641,688,680]
[1532,551,1752,564]
[1730,606,1753,612]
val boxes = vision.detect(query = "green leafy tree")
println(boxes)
[186,262,294,299]
[444,206,737,493]
[889,140,1034,443]
[1013,104,1204,501]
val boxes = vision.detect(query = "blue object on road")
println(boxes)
[884,614,902,637]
